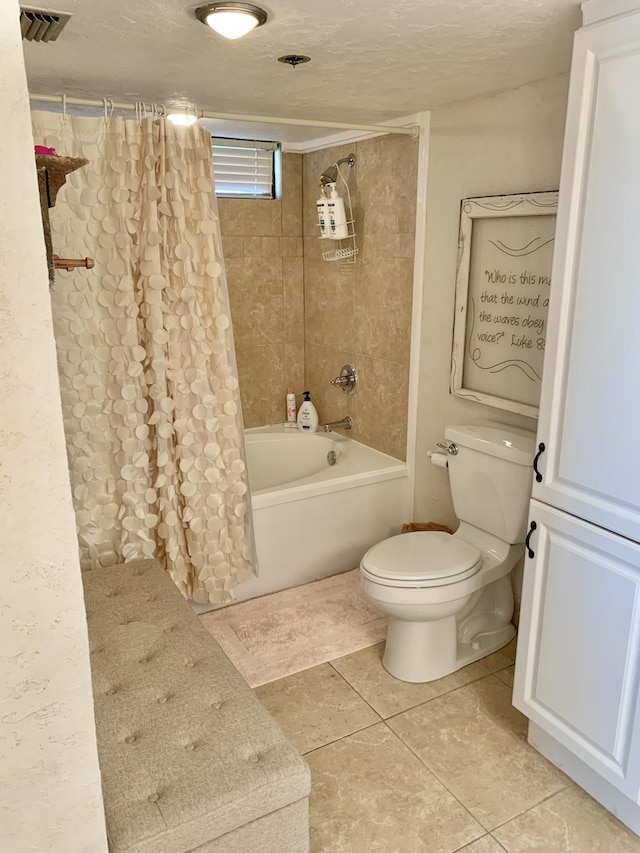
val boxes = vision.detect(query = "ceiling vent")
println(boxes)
[20,6,72,42]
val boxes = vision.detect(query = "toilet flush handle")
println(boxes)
[437,442,458,456]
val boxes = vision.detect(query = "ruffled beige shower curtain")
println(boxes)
[32,111,254,604]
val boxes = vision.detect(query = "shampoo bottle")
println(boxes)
[327,183,349,240]
[316,188,330,238]
[297,390,319,433]
[286,387,296,425]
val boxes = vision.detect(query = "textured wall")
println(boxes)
[414,75,570,529]
[220,153,304,427]
[303,135,418,460]
[0,2,107,850]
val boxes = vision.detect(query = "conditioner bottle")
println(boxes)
[327,183,349,240]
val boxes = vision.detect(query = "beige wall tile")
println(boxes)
[219,161,304,427]
[353,355,408,460]
[357,134,419,234]
[280,236,301,258]
[235,342,285,427]
[281,152,303,237]
[306,723,484,853]
[304,259,355,351]
[221,236,243,258]
[358,231,415,261]
[285,343,305,405]
[355,257,414,364]
[218,197,282,237]
[255,663,380,754]
[243,236,282,259]
[388,676,570,830]
[228,270,283,348]
[283,257,304,342]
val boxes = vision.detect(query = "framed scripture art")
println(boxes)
[450,191,558,419]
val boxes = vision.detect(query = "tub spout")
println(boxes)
[322,417,353,432]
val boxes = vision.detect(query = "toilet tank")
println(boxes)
[445,425,536,544]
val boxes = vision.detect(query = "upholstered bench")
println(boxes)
[82,559,311,853]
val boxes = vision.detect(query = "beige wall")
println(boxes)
[414,75,570,529]
[0,2,107,849]
[220,152,304,427]
[303,134,419,460]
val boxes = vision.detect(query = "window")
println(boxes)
[211,138,278,199]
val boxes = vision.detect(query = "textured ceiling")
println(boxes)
[23,0,581,142]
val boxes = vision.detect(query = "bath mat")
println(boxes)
[199,569,388,687]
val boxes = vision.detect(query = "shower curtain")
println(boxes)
[31,111,254,604]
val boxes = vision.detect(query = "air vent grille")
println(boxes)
[20,6,72,42]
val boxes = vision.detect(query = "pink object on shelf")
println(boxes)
[34,145,58,156]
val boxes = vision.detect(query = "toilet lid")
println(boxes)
[361,532,481,587]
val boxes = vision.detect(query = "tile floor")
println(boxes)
[255,639,640,852]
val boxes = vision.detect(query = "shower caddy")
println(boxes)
[318,153,358,264]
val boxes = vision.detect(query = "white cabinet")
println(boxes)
[532,9,640,543]
[514,500,640,800]
[514,0,640,832]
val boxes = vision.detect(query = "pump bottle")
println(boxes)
[327,183,349,240]
[296,390,319,433]
[316,188,330,238]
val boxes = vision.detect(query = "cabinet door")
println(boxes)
[514,500,640,799]
[533,12,640,542]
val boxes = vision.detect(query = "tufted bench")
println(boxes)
[82,559,311,853]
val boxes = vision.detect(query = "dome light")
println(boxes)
[195,3,267,40]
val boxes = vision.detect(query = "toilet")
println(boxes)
[360,424,535,683]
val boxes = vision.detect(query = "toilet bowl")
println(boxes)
[360,424,535,683]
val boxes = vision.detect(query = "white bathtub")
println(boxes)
[231,425,411,603]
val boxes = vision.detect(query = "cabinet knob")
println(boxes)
[525,521,538,560]
[533,443,546,483]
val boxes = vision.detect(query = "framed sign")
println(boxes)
[450,191,558,419]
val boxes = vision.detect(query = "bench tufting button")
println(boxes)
[105,687,117,696]
[147,793,159,804]
[158,695,169,705]
[125,735,136,744]
[211,701,222,710]
[185,743,196,751]
[249,754,260,764]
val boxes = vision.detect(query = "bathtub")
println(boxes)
[231,425,411,604]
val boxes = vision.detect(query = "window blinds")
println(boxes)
[211,138,277,199]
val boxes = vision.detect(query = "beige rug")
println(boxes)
[199,569,388,687]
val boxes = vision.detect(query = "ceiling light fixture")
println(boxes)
[195,3,267,40]
[167,113,198,127]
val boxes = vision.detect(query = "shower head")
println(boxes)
[319,153,356,187]
[320,165,338,186]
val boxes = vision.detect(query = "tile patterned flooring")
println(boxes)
[255,639,640,852]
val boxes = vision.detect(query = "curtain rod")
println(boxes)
[29,93,419,137]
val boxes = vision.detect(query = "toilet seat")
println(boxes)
[361,531,482,588]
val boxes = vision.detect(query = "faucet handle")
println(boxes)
[330,364,358,396]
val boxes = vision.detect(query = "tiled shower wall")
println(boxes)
[222,137,418,461]
[219,153,304,428]
[303,135,418,461]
